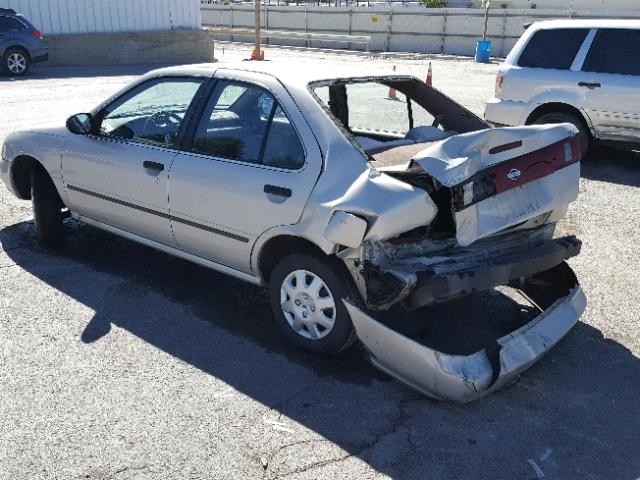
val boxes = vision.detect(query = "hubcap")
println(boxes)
[280,269,336,340]
[7,53,27,74]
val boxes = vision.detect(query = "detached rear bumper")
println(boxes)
[345,262,586,402]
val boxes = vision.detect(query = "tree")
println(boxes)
[418,0,447,7]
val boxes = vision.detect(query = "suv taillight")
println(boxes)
[495,71,505,96]
[32,30,43,40]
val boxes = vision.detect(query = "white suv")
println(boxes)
[485,19,640,156]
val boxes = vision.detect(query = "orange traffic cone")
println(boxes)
[251,48,265,61]
[426,61,433,86]
[387,65,400,100]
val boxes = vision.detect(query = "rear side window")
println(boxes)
[518,29,589,70]
[191,81,305,170]
[583,29,640,76]
[0,16,25,31]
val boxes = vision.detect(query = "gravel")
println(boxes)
[1,45,639,480]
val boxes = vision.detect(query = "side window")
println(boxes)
[0,16,25,31]
[583,29,640,76]
[99,78,203,148]
[518,29,590,70]
[191,81,304,169]
[262,105,305,169]
[346,82,409,135]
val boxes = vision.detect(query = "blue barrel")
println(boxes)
[475,40,492,63]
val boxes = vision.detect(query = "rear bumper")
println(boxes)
[30,44,49,63]
[346,261,586,402]
[484,98,532,127]
[32,52,48,63]
[402,235,581,310]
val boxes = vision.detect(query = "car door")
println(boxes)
[0,15,26,58]
[168,71,323,274]
[62,76,206,246]
[577,28,640,143]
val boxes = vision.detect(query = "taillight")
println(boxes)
[452,135,581,212]
[495,72,504,95]
[32,30,43,40]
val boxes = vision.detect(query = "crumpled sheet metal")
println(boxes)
[344,281,586,403]
[410,123,579,188]
[455,163,580,246]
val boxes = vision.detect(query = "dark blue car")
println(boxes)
[0,8,48,76]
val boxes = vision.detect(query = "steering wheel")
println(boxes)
[142,111,183,139]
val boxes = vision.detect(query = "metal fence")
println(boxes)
[0,0,202,35]
[202,4,640,57]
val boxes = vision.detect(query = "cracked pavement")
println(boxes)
[1,46,640,479]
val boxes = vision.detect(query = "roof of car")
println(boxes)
[147,61,415,89]
[530,19,640,30]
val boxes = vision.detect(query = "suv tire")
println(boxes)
[2,47,30,76]
[31,168,64,245]
[532,111,591,159]
[268,253,360,354]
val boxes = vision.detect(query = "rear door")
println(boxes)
[0,15,27,55]
[168,70,323,274]
[577,28,640,143]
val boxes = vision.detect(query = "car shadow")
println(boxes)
[2,220,640,479]
[0,64,171,82]
[582,146,640,187]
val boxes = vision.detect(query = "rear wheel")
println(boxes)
[31,168,64,245]
[268,253,360,354]
[2,48,30,76]
[532,111,591,159]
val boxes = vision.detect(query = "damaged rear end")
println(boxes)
[342,124,586,402]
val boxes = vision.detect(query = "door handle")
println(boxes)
[264,184,292,198]
[578,82,601,89]
[143,160,164,172]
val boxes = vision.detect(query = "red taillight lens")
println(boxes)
[32,30,43,40]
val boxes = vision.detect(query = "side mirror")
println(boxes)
[66,113,93,135]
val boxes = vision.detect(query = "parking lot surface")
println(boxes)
[1,45,640,479]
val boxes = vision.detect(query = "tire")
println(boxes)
[31,168,64,245]
[268,253,360,354]
[2,47,30,76]
[532,112,591,159]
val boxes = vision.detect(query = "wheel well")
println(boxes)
[11,155,44,200]
[526,103,591,134]
[4,45,30,60]
[258,235,330,283]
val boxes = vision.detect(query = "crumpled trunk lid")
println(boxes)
[410,124,581,246]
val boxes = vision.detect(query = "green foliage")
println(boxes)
[418,0,447,7]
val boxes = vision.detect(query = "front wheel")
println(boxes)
[268,254,360,354]
[31,168,64,245]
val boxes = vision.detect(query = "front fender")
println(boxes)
[2,129,68,200]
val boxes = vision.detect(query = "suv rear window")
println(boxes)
[518,28,589,70]
[583,29,640,76]
[0,16,25,31]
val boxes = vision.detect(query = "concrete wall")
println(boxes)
[494,0,640,9]
[45,30,215,66]
[0,0,201,34]
[202,4,640,57]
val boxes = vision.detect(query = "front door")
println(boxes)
[169,73,322,273]
[578,28,640,143]
[62,76,206,246]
